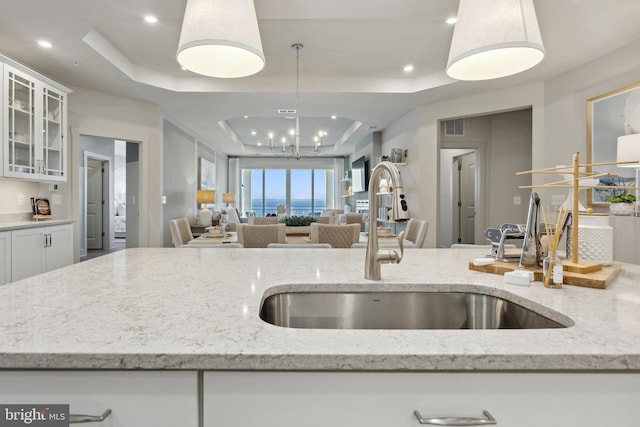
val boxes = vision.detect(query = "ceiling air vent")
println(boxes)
[445,118,464,136]
[277,109,296,114]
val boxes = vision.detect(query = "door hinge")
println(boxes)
[102,231,105,237]
[458,202,462,207]
[101,200,105,205]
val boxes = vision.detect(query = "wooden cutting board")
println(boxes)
[468,259,622,289]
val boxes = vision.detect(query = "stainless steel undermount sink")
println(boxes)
[259,290,570,330]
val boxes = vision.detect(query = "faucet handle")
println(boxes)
[396,230,405,262]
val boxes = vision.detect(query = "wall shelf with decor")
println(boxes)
[340,171,355,211]
[375,192,407,235]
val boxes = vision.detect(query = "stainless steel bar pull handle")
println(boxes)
[69,409,112,423]
[414,410,496,426]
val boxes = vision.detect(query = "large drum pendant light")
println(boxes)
[176,0,265,78]
[446,0,545,81]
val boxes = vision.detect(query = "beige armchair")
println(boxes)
[169,218,194,247]
[310,223,361,248]
[237,223,287,248]
[404,219,429,248]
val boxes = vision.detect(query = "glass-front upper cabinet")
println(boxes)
[5,66,36,177]
[3,63,68,182]
[41,85,65,179]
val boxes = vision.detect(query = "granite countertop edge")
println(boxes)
[0,248,639,372]
[0,218,74,231]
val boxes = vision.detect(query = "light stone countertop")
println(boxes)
[0,218,73,231]
[0,247,639,371]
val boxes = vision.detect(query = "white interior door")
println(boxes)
[453,151,477,244]
[86,158,104,250]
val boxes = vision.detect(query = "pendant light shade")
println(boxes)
[446,0,545,81]
[177,0,265,78]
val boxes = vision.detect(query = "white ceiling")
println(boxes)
[1,0,640,158]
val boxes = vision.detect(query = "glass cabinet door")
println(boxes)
[5,68,36,177]
[42,86,65,179]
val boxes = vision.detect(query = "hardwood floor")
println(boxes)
[81,239,126,262]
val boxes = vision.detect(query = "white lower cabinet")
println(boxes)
[0,371,198,427]
[0,231,10,285]
[203,371,640,427]
[11,223,72,282]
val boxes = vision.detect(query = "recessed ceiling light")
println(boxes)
[251,130,257,135]
[243,115,249,119]
[37,40,52,49]
[403,64,414,73]
[144,15,159,24]
[331,115,337,119]
[257,142,262,146]
[446,17,457,25]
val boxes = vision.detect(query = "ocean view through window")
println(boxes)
[242,168,332,217]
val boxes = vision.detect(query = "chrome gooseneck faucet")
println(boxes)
[365,161,410,280]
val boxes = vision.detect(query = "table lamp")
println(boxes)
[223,193,236,207]
[617,134,640,216]
[197,189,215,225]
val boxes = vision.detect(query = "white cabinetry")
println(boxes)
[11,223,73,282]
[203,371,640,427]
[2,62,68,181]
[0,231,10,285]
[0,371,198,427]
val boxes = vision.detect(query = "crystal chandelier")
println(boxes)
[268,43,324,160]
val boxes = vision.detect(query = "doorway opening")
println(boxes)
[80,136,140,260]
[437,108,533,248]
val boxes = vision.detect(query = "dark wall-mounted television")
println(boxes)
[351,156,369,192]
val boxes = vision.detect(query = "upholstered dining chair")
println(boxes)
[316,216,337,225]
[404,219,429,248]
[169,217,194,247]
[266,243,332,249]
[224,206,242,231]
[310,223,361,248]
[236,223,287,248]
[249,216,280,225]
[345,213,365,232]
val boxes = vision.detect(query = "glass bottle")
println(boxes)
[543,250,563,289]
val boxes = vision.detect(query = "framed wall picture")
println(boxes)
[31,197,51,216]
[199,157,216,190]
[587,81,640,206]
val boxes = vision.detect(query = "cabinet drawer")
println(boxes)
[0,371,198,427]
[203,371,640,427]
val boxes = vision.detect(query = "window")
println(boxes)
[264,169,286,216]
[242,167,332,217]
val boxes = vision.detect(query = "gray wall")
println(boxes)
[161,119,228,247]
[162,120,197,248]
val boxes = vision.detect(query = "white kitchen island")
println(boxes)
[0,248,639,426]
